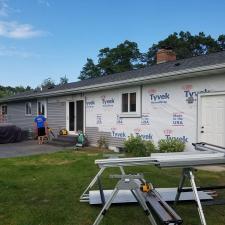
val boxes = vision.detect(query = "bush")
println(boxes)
[158,139,185,153]
[97,136,108,149]
[124,135,156,156]
[144,140,157,155]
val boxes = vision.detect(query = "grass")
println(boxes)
[0,148,224,225]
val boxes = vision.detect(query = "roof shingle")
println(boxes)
[1,50,225,102]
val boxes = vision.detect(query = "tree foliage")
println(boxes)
[98,40,143,75]
[0,85,31,98]
[146,31,223,64]
[0,76,70,99]
[41,78,56,89]
[78,58,101,80]
[79,40,143,80]
[60,75,69,85]
[218,34,225,51]
[79,31,225,79]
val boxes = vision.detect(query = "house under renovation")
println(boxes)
[1,49,225,150]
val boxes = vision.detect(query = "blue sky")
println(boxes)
[0,0,225,88]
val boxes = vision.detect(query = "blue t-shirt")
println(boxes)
[34,115,46,128]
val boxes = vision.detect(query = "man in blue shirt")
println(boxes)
[34,112,47,144]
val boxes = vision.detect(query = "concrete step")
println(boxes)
[48,135,77,147]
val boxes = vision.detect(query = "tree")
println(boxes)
[98,40,143,75]
[41,78,55,89]
[146,31,222,64]
[60,75,69,85]
[79,58,101,80]
[79,41,144,80]
[0,85,32,98]
[218,35,225,50]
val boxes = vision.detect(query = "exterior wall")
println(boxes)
[46,94,84,135]
[6,100,37,130]
[47,97,66,134]
[85,73,225,150]
[2,73,225,150]
[85,127,124,149]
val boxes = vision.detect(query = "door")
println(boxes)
[199,94,225,146]
[37,100,47,117]
[76,100,84,132]
[69,102,75,132]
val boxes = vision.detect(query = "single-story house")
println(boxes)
[1,49,225,150]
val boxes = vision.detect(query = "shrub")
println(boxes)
[158,139,185,153]
[144,140,157,155]
[124,135,156,156]
[97,136,108,149]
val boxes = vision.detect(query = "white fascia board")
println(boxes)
[2,63,225,103]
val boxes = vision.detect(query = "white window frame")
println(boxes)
[37,99,47,117]
[120,87,141,118]
[66,97,85,134]
[25,102,32,116]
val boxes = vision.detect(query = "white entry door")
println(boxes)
[199,94,225,147]
[66,100,84,134]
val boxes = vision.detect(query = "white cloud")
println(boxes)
[0,45,39,58]
[0,0,9,16]
[38,0,50,7]
[0,21,46,39]
[0,0,20,16]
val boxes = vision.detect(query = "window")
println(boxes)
[122,93,128,112]
[1,105,7,115]
[38,102,41,114]
[130,92,136,112]
[25,102,32,115]
[37,101,47,117]
[122,92,136,113]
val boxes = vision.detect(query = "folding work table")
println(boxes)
[80,142,225,225]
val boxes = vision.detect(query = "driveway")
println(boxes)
[0,140,65,158]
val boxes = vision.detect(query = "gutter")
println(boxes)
[1,62,225,103]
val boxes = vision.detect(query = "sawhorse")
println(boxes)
[92,174,157,225]
[80,166,125,202]
[174,168,207,225]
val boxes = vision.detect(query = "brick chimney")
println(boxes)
[156,48,176,64]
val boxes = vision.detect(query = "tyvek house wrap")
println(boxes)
[85,74,225,150]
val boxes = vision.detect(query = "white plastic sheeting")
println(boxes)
[85,74,225,149]
[89,188,213,205]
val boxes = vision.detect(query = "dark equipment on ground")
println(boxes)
[0,125,22,144]
[75,131,88,147]
[59,128,68,136]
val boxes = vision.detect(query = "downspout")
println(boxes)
[84,95,86,134]
[140,85,143,117]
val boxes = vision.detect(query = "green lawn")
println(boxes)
[0,148,224,225]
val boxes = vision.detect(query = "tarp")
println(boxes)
[0,125,22,144]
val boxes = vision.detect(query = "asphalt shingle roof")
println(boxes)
[1,50,225,102]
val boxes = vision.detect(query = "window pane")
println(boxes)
[122,93,128,112]
[41,104,45,115]
[38,102,45,115]
[26,103,32,115]
[38,102,41,114]
[29,103,32,114]
[130,92,136,112]
[2,105,7,115]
